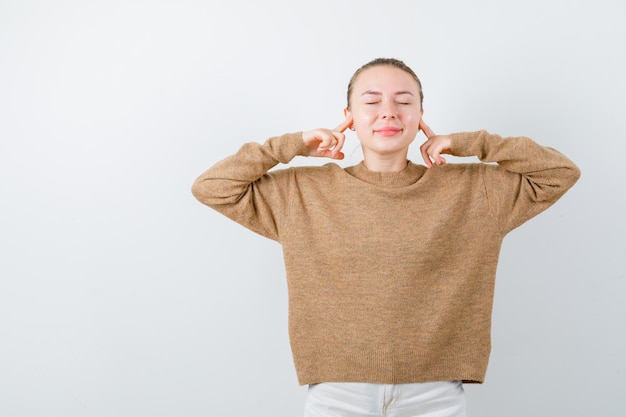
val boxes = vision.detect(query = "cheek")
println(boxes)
[353,114,374,138]
[353,109,376,125]
[400,112,420,127]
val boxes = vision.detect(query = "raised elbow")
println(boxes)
[191,177,209,203]
[569,163,582,184]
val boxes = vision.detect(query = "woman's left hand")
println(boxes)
[419,119,452,168]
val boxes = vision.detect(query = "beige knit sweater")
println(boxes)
[191,130,580,385]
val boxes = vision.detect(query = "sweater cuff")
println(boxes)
[448,131,486,159]
[267,132,309,164]
[293,132,309,157]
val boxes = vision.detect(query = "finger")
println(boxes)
[420,141,433,168]
[316,146,344,160]
[316,132,334,150]
[429,143,446,166]
[428,144,447,166]
[334,114,353,133]
[331,131,346,154]
[419,118,437,139]
[327,149,345,160]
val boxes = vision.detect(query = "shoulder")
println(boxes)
[425,162,520,188]
[422,162,484,176]
[266,162,344,181]
[418,162,493,188]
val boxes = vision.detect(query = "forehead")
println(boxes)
[353,65,420,94]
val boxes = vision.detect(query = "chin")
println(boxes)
[375,140,413,152]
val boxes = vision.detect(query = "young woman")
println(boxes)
[191,58,580,417]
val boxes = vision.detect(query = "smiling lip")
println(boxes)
[374,127,402,137]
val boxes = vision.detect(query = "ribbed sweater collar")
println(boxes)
[345,161,426,188]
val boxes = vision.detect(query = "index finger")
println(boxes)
[334,114,353,133]
[419,118,437,139]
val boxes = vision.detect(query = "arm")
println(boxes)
[419,120,581,232]
[191,117,352,240]
[191,133,307,241]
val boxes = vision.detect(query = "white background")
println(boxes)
[1,1,624,416]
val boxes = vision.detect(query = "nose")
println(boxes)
[380,101,396,119]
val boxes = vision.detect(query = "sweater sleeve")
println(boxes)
[449,130,581,233]
[191,132,308,241]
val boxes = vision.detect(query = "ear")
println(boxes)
[344,108,354,129]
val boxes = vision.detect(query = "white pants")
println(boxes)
[303,381,467,417]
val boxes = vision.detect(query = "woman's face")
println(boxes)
[345,65,423,162]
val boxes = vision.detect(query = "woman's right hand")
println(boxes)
[302,115,353,160]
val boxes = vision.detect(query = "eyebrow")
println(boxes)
[361,90,415,96]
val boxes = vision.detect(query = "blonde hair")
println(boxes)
[346,58,423,109]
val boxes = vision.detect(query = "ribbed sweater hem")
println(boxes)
[293,347,488,386]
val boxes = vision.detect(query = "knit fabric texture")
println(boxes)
[191,131,580,385]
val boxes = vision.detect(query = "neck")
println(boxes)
[362,151,409,172]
